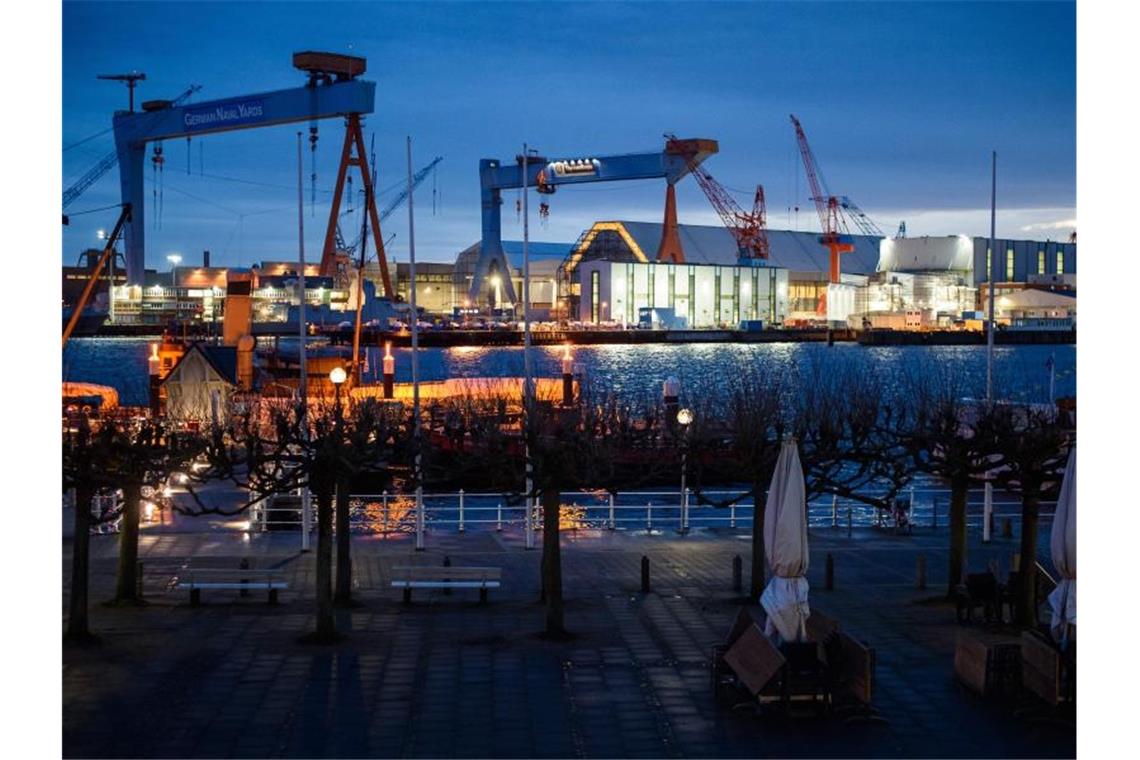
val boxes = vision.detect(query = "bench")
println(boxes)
[954,629,1022,697]
[175,568,288,605]
[390,566,501,604]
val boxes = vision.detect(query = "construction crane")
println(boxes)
[790,114,885,283]
[335,156,442,254]
[62,84,202,214]
[665,134,769,260]
[62,204,131,348]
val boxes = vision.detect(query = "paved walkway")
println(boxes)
[63,524,1073,758]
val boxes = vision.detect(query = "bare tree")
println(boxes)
[987,403,1070,626]
[62,414,129,642]
[905,368,1000,596]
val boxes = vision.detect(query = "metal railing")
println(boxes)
[249,483,1056,537]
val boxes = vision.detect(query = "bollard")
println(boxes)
[641,555,651,593]
[732,555,742,592]
[458,489,465,533]
[1002,518,1013,539]
[136,560,144,600]
[916,554,927,590]
[825,553,834,590]
[608,493,616,530]
[847,507,853,538]
[239,558,250,597]
[443,556,452,595]
[496,502,503,532]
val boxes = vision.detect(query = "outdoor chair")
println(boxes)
[956,572,1000,625]
[999,571,1022,624]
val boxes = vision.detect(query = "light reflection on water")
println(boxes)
[63,336,1075,408]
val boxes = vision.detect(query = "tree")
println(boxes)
[906,370,999,596]
[204,396,407,642]
[698,364,786,598]
[988,403,1070,626]
[100,418,203,605]
[62,414,125,642]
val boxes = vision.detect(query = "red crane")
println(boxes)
[665,134,769,260]
[789,114,855,284]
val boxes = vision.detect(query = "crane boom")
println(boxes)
[789,114,854,286]
[335,156,442,254]
[665,135,768,260]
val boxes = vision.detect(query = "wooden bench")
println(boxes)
[390,566,501,604]
[1021,629,1074,707]
[954,629,1021,697]
[175,568,288,605]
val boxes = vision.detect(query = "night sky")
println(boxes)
[62,1,1076,268]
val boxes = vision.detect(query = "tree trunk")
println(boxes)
[313,486,337,641]
[334,477,354,605]
[1016,494,1040,628]
[749,490,767,599]
[66,487,94,641]
[540,487,565,636]
[947,479,969,597]
[114,483,142,603]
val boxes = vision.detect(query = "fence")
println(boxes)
[250,483,1057,537]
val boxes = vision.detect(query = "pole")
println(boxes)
[297,131,311,553]
[983,477,993,543]
[986,150,997,403]
[522,145,535,551]
[1048,353,1057,407]
[108,242,116,323]
[408,136,424,551]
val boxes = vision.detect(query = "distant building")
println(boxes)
[558,221,881,321]
[62,248,128,308]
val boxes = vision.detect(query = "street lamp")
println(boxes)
[677,408,693,533]
[166,254,182,287]
[329,366,347,416]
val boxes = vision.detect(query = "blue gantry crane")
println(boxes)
[62,83,202,214]
[106,52,391,293]
[471,137,718,305]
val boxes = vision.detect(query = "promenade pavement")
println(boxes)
[63,522,1073,758]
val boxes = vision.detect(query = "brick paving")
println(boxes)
[63,523,1074,758]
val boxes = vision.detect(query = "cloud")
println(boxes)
[1019,218,1078,233]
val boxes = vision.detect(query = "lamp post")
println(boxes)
[329,366,347,418]
[677,407,693,533]
[166,253,181,288]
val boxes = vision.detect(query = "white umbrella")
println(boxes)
[760,438,810,643]
[1047,446,1076,645]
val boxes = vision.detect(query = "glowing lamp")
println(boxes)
[329,367,347,385]
[676,408,693,427]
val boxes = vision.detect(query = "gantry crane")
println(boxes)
[62,84,201,216]
[665,134,769,260]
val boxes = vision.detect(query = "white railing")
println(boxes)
[249,484,1056,538]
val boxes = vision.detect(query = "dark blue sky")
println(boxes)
[62,1,1075,267]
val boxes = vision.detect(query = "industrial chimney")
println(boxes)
[203,249,211,268]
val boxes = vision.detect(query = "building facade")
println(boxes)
[577,260,788,328]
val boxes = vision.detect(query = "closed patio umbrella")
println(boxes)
[760,438,810,643]
[1047,445,1076,645]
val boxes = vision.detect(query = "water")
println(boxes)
[63,337,1075,408]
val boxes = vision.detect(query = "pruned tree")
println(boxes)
[187,395,408,642]
[905,366,1000,596]
[987,403,1071,626]
[96,417,205,605]
[62,414,130,642]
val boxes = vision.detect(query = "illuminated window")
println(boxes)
[1005,249,1015,281]
[1038,250,1046,275]
[985,249,992,282]
[590,271,600,323]
[1056,250,1064,274]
